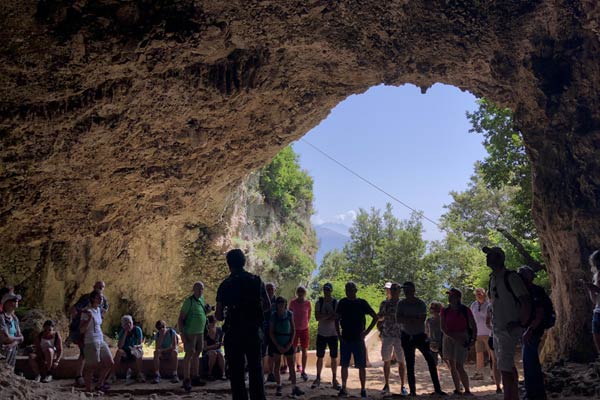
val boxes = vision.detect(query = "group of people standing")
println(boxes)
[2,246,600,400]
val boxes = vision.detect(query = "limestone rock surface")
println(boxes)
[1,0,599,359]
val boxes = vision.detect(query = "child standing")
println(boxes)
[425,301,443,365]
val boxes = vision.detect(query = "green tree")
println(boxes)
[343,208,383,284]
[259,146,314,216]
[316,249,349,282]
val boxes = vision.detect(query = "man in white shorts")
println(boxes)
[485,246,531,400]
[378,282,407,396]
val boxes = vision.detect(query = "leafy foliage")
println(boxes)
[259,146,314,217]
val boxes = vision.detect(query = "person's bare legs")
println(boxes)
[359,367,366,391]
[316,356,324,380]
[447,360,461,392]
[208,351,217,377]
[43,348,55,375]
[28,354,40,379]
[457,362,470,393]
[217,352,225,377]
[476,350,485,374]
[397,361,406,387]
[111,350,125,380]
[274,354,282,386]
[190,352,200,379]
[84,362,97,392]
[301,347,307,374]
[383,360,391,385]
[76,353,85,381]
[153,350,161,376]
[331,357,338,384]
[98,355,114,388]
[286,355,297,388]
[489,349,502,391]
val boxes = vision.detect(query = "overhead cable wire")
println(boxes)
[299,138,443,230]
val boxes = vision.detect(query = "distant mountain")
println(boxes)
[314,224,350,266]
[317,222,351,237]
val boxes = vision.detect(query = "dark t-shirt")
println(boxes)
[216,269,268,333]
[529,284,547,337]
[336,297,375,341]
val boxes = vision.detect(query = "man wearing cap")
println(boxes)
[484,246,531,400]
[0,292,24,369]
[312,282,341,390]
[378,282,408,396]
[397,281,446,396]
[518,266,550,400]
[470,288,492,381]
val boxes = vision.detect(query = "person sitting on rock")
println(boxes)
[0,292,24,370]
[112,315,145,383]
[29,320,63,382]
[152,320,179,384]
[0,286,15,313]
[203,315,225,380]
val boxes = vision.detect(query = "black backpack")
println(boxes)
[535,286,556,329]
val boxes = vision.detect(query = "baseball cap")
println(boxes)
[402,281,415,288]
[384,282,392,289]
[482,246,505,261]
[323,282,333,291]
[1,293,22,305]
[447,288,462,298]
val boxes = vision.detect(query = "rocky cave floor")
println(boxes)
[2,339,598,399]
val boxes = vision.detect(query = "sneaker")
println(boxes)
[152,374,161,384]
[183,378,192,393]
[338,388,348,397]
[276,385,283,396]
[301,372,308,382]
[267,373,277,383]
[381,384,390,395]
[292,386,305,397]
[360,389,368,399]
[463,391,474,396]
[75,375,85,387]
[136,373,146,383]
[171,374,179,384]
[332,380,342,390]
[296,364,302,372]
[311,378,321,389]
[42,374,53,383]
[453,389,462,396]
[401,386,409,396]
[496,388,503,394]
[433,390,448,396]
[33,375,41,382]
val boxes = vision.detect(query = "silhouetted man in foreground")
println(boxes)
[216,249,271,400]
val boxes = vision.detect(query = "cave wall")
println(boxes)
[1,0,599,359]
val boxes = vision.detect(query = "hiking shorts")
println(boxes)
[475,335,491,353]
[381,336,404,363]
[443,335,469,364]
[493,327,523,372]
[83,341,112,365]
[316,334,338,358]
[292,329,310,350]
[340,339,366,368]
[182,333,204,354]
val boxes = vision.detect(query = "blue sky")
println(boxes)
[292,83,487,242]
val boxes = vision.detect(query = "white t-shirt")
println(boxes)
[470,300,491,337]
[80,307,104,344]
[489,269,529,330]
[316,298,338,337]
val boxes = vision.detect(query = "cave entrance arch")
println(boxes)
[1,1,598,361]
